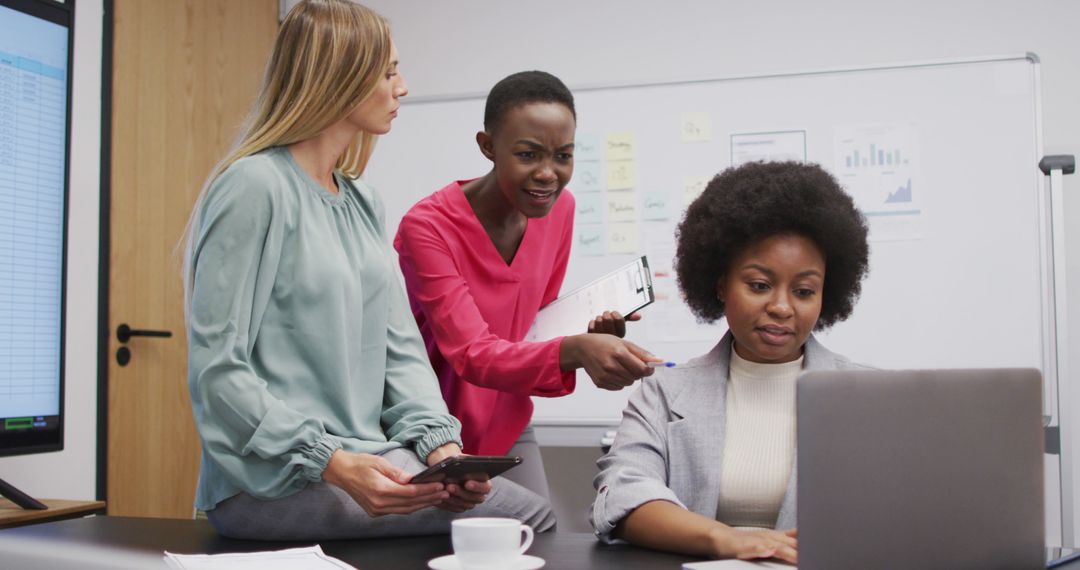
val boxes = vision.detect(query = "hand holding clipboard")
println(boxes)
[587,309,643,338]
[526,256,654,341]
[528,256,662,390]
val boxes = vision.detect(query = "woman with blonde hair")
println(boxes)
[182,0,553,540]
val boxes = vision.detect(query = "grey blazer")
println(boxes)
[590,332,870,543]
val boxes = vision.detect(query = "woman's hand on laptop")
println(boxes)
[710,527,798,564]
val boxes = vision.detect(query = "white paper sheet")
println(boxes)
[526,257,652,341]
[683,560,795,569]
[730,130,806,166]
[164,545,356,570]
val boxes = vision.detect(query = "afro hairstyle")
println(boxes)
[675,161,870,330]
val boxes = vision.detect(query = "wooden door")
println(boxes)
[108,0,277,518]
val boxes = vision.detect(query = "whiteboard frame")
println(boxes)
[400,53,1043,103]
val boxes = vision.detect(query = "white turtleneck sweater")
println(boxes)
[715,347,803,529]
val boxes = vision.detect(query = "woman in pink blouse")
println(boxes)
[394,71,658,502]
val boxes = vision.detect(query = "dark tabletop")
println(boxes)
[0,515,700,569]
[3,516,1078,569]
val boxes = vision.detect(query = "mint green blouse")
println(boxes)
[187,147,461,511]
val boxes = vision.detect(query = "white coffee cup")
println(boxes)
[451,517,534,569]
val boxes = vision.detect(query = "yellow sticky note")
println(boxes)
[607,222,639,254]
[608,160,637,190]
[680,112,712,142]
[608,192,637,223]
[606,132,636,161]
[683,175,711,206]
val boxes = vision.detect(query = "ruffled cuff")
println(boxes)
[413,426,463,462]
[300,433,343,482]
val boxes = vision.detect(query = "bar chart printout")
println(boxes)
[0,3,68,427]
[833,123,922,241]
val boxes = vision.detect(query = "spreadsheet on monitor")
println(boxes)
[0,2,68,421]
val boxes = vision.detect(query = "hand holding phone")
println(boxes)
[411,455,522,485]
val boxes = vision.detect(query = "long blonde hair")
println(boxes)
[181,0,391,313]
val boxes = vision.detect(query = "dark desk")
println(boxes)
[0,515,698,569]
[2,516,1078,569]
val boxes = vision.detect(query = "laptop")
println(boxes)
[797,368,1045,570]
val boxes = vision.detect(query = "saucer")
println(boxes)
[427,554,545,570]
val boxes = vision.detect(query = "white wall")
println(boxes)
[0,0,103,501]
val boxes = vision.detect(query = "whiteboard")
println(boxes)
[366,55,1048,426]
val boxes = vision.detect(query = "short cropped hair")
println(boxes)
[675,161,870,330]
[483,71,576,133]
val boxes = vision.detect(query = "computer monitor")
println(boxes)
[0,0,74,509]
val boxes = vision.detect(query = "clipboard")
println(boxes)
[525,256,654,341]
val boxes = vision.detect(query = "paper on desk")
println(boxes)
[164,545,356,569]
[683,560,795,569]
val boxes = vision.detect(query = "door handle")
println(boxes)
[116,324,173,343]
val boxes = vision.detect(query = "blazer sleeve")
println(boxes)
[395,215,574,397]
[590,376,686,543]
[187,165,340,499]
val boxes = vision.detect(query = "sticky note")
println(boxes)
[574,161,603,193]
[575,223,606,256]
[575,192,604,225]
[607,222,639,254]
[641,191,670,221]
[607,160,637,190]
[680,112,712,142]
[575,133,602,162]
[606,132,636,161]
[683,175,711,206]
[608,192,637,223]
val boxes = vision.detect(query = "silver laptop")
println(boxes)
[797,368,1045,570]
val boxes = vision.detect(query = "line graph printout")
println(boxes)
[0,4,68,419]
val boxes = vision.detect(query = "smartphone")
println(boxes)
[410,455,522,484]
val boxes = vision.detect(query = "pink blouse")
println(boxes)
[394,181,576,455]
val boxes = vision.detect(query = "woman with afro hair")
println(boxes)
[590,161,871,563]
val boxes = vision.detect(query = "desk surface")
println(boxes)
[0,516,698,569]
[0,498,106,529]
[1,515,1077,569]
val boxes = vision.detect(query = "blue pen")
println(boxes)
[647,361,677,368]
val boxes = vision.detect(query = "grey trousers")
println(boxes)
[501,425,551,500]
[206,447,556,541]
